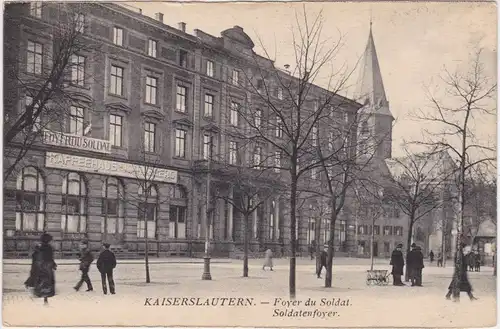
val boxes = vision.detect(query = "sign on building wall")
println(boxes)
[42,130,112,154]
[45,152,178,183]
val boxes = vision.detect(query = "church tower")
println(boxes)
[355,22,394,159]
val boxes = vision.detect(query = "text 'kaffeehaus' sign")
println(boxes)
[45,152,178,184]
[42,130,111,154]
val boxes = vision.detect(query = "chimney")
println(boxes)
[155,12,164,23]
[178,22,186,32]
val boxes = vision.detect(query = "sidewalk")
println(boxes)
[2,255,401,266]
[2,259,496,328]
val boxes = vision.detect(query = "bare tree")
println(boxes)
[231,6,358,299]
[462,164,496,245]
[310,105,382,287]
[4,3,101,180]
[123,122,171,283]
[216,164,281,277]
[415,49,496,300]
[383,146,449,281]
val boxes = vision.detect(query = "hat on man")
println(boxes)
[397,243,403,248]
[103,243,111,249]
[40,232,52,244]
[411,243,417,248]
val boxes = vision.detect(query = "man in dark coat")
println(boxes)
[316,246,328,279]
[33,233,57,305]
[96,243,117,295]
[415,246,425,286]
[390,243,405,286]
[74,241,94,292]
[406,243,419,286]
[437,252,443,267]
[446,243,477,301]
[429,250,434,263]
[474,252,481,272]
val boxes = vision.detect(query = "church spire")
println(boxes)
[355,21,392,118]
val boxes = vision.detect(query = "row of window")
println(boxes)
[28,4,249,86]
[27,92,289,162]
[359,206,401,219]
[357,225,404,236]
[13,166,187,238]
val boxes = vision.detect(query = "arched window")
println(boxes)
[16,166,45,232]
[101,177,125,235]
[137,184,158,239]
[169,184,187,239]
[61,172,87,233]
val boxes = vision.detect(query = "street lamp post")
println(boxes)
[202,143,212,280]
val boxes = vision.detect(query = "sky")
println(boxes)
[129,1,497,158]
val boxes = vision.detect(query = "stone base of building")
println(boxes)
[3,236,318,259]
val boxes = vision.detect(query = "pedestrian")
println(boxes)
[74,241,94,292]
[33,233,57,305]
[390,243,405,286]
[429,250,434,263]
[467,252,474,272]
[406,243,418,286]
[96,243,117,295]
[316,245,328,279]
[474,252,481,272]
[310,240,316,260]
[24,243,40,289]
[262,248,273,271]
[446,243,477,301]
[415,246,425,286]
[437,252,443,267]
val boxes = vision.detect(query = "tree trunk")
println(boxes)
[493,252,496,276]
[145,235,151,283]
[404,220,414,282]
[289,178,298,299]
[315,216,322,274]
[144,202,151,284]
[243,213,250,278]
[324,208,336,288]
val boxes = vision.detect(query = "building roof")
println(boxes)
[384,150,456,182]
[355,23,393,118]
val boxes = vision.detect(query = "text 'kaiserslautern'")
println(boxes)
[144,297,255,306]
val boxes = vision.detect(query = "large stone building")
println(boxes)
[4,2,409,258]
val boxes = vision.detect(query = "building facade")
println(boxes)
[4,2,408,258]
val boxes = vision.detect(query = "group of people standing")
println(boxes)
[390,242,477,301]
[24,233,118,305]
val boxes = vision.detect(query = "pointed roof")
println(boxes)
[355,23,393,118]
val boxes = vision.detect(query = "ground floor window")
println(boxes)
[61,172,87,233]
[169,206,186,238]
[137,203,157,239]
[15,166,45,232]
[307,218,315,244]
[384,242,390,253]
[322,219,331,244]
[101,177,125,235]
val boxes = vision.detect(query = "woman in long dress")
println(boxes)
[33,233,57,305]
[24,244,40,289]
[262,248,274,271]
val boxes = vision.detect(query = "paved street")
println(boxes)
[3,257,496,327]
